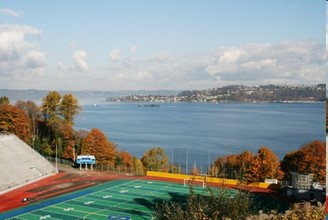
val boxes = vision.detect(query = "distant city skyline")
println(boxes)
[0,1,326,91]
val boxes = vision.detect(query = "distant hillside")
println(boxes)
[0,89,49,104]
[1,85,324,105]
[177,84,326,103]
[107,84,326,103]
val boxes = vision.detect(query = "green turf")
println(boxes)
[3,179,289,220]
[4,179,206,220]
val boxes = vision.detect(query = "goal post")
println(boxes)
[183,178,205,189]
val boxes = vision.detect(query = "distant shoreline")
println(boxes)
[0,84,325,105]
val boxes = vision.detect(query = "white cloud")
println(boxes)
[110,49,121,61]
[0,24,41,37]
[24,50,46,76]
[0,24,45,77]
[326,25,328,51]
[56,62,68,71]
[25,50,46,68]
[99,40,325,90]
[129,46,137,52]
[218,48,246,62]
[0,8,23,17]
[57,50,88,72]
[137,71,153,80]
[72,50,88,72]
[0,25,41,56]
[198,40,325,86]
[151,52,170,62]
[53,40,325,90]
[241,59,277,70]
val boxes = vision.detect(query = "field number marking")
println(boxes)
[103,195,113,199]
[84,201,95,205]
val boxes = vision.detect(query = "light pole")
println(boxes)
[55,142,58,172]
[32,115,35,150]
[186,148,189,174]
[208,150,211,173]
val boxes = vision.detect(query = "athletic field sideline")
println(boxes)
[1,179,289,220]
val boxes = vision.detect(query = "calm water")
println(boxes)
[75,102,325,173]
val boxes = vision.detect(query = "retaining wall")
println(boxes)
[147,171,271,189]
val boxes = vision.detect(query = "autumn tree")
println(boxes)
[42,91,81,124]
[132,156,144,175]
[115,151,132,168]
[211,156,227,177]
[281,141,326,182]
[60,123,76,161]
[74,129,88,155]
[326,97,328,133]
[237,151,253,180]
[219,154,239,178]
[141,147,169,172]
[60,93,81,125]
[39,92,63,155]
[41,91,61,121]
[245,147,282,182]
[0,96,10,105]
[15,100,41,140]
[82,128,116,165]
[40,91,81,159]
[46,117,67,157]
[211,151,253,180]
[0,104,30,142]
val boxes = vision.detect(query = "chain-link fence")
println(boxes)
[43,155,145,175]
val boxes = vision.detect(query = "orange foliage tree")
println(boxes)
[115,150,133,168]
[0,104,30,143]
[326,98,328,133]
[60,123,76,161]
[119,151,133,167]
[245,147,283,182]
[15,100,41,140]
[212,151,253,180]
[237,151,254,180]
[81,128,116,166]
[281,140,326,182]
[222,154,239,178]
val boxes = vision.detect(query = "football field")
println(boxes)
[0,179,206,220]
[1,178,288,220]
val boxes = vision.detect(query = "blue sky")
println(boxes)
[0,0,326,91]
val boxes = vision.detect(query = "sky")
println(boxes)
[0,0,326,91]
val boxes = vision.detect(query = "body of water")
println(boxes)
[75,102,325,173]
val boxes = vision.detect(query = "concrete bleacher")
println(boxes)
[0,134,57,194]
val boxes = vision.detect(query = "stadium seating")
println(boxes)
[0,134,57,194]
